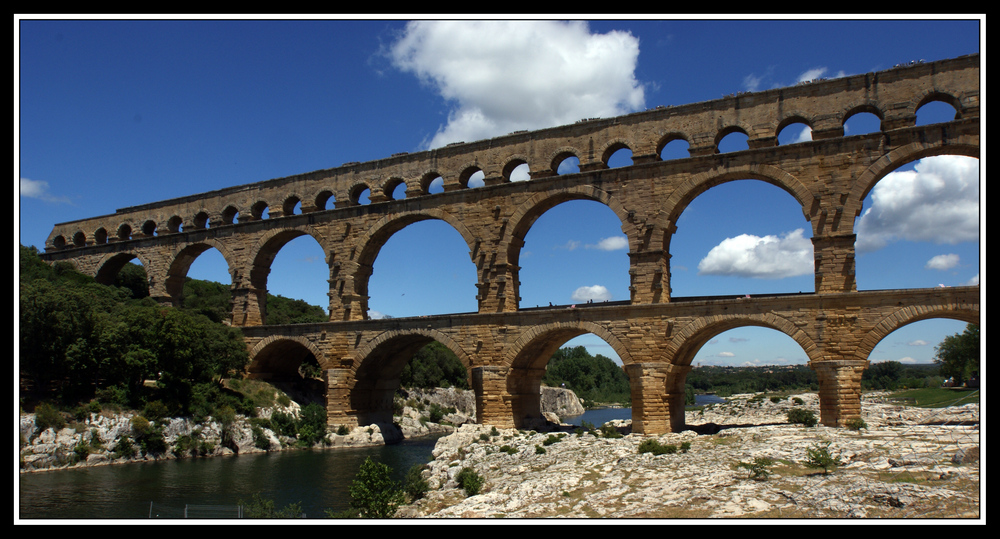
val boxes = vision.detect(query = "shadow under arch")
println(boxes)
[352,209,480,320]
[246,335,328,407]
[347,328,472,427]
[853,302,980,362]
[501,321,632,429]
[93,251,155,287]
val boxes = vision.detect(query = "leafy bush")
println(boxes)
[787,407,817,427]
[403,464,429,501]
[33,402,65,433]
[804,442,843,474]
[239,493,304,518]
[737,456,774,481]
[296,403,328,446]
[845,418,867,431]
[637,439,678,455]
[342,457,405,518]
[455,467,483,496]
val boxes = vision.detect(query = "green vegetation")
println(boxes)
[238,493,304,518]
[887,387,979,408]
[330,457,406,518]
[934,323,979,387]
[804,442,843,475]
[541,346,630,406]
[685,365,818,399]
[455,467,484,496]
[20,246,249,414]
[400,341,469,389]
[787,407,818,427]
[736,456,775,481]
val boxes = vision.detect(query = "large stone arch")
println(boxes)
[664,164,814,229]
[247,334,327,379]
[666,312,822,368]
[163,238,240,299]
[498,320,632,428]
[350,327,473,374]
[844,140,980,222]
[346,328,473,426]
[242,226,328,325]
[502,320,633,369]
[350,208,480,320]
[501,185,634,309]
[93,250,156,286]
[853,304,980,362]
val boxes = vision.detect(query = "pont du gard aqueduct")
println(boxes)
[40,54,981,434]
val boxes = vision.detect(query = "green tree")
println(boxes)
[239,493,303,518]
[541,346,630,405]
[934,324,980,386]
[400,341,469,389]
[342,457,404,518]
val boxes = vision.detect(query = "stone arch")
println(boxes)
[844,140,980,222]
[549,147,582,174]
[841,101,885,130]
[713,122,753,152]
[382,177,407,200]
[663,164,814,240]
[666,312,822,367]
[163,238,239,301]
[247,334,327,379]
[72,230,88,247]
[220,205,240,226]
[241,226,328,324]
[93,250,156,286]
[346,328,472,426]
[116,222,133,241]
[419,170,445,194]
[502,185,635,300]
[854,304,980,362]
[458,163,485,188]
[282,195,302,216]
[655,132,692,159]
[599,138,635,168]
[502,320,633,369]
[500,155,530,182]
[914,90,964,119]
[314,189,335,211]
[349,182,372,205]
[351,209,479,320]
[349,327,473,375]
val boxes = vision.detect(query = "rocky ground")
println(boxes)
[396,392,981,521]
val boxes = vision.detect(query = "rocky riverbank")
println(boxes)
[396,392,981,520]
[18,386,583,473]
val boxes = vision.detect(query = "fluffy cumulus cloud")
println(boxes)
[925,253,960,271]
[697,228,814,279]
[855,156,980,252]
[571,285,612,302]
[389,20,645,149]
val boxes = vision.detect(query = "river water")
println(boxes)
[18,396,726,520]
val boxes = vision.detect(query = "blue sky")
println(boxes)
[17,16,983,367]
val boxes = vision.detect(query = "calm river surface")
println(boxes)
[19,396,726,520]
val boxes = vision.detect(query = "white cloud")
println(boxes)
[697,228,813,279]
[389,20,645,149]
[855,156,980,252]
[571,285,612,302]
[586,236,628,251]
[20,177,71,203]
[925,253,960,271]
[796,67,828,83]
